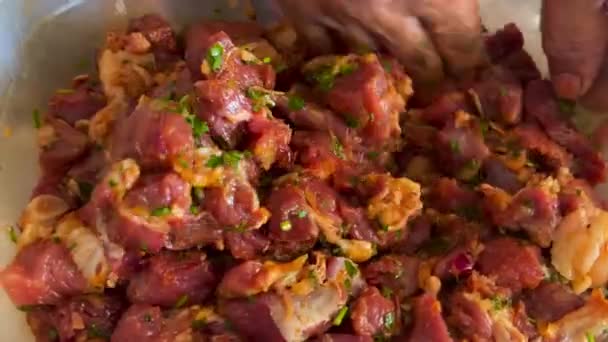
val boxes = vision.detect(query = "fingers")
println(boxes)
[366,9,444,86]
[411,0,485,77]
[541,0,608,100]
[581,53,608,112]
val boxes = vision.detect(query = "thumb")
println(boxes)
[541,0,608,100]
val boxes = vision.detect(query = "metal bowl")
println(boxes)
[0,0,543,340]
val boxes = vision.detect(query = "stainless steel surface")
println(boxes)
[0,0,546,340]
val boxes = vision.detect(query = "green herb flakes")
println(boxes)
[247,87,276,111]
[333,306,348,326]
[108,179,118,187]
[287,95,305,111]
[175,294,189,308]
[331,136,345,160]
[7,226,18,243]
[190,205,200,215]
[206,155,224,168]
[48,327,59,341]
[87,324,110,339]
[78,181,94,202]
[586,332,595,342]
[262,57,272,64]
[490,295,511,311]
[150,206,171,217]
[32,109,41,129]
[381,286,393,298]
[383,312,395,330]
[207,43,225,72]
[297,210,308,218]
[449,139,461,153]
[345,115,359,128]
[344,259,358,277]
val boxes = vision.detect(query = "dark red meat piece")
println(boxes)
[513,124,572,171]
[523,281,585,322]
[327,56,403,146]
[111,304,163,341]
[128,14,178,54]
[54,294,124,341]
[489,186,560,247]
[448,290,493,341]
[266,184,320,258]
[351,286,396,337]
[247,114,292,170]
[224,230,270,260]
[110,103,194,169]
[127,251,217,307]
[39,119,89,174]
[473,66,523,125]
[407,294,453,342]
[482,156,523,194]
[194,78,251,148]
[339,203,379,244]
[203,176,262,228]
[48,84,106,125]
[220,297,286,342]
[0,240,87,306]
[437,116,490,180]
[485,23,524,62]
[428,178,481,217]
[364,255,419,299]
[418,91,470,127]
[123,172,192,213]
[524,80,607,184]
[477,237,544,294]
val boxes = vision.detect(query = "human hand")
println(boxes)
[542,0,608,111]
[273,0,484,88]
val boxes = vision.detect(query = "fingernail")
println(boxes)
[553,73,582,100]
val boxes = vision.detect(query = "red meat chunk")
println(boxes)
[350,286,396,337]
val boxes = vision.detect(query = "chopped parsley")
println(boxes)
[206,151,246,169]
[333,306,348,326]
[174,294,189,308]
[207,43,225,72]
[18,305,43,312]
[32,109,41,129]
[490,295,511,311]
[78,181,94,202]
[344,259,358,277]
[449,139,461,153]
[108,179,118,187]
[586,332,595,342]
[280,220,292,231]
[87,324,110,339]
[381,286,393,298]
[246,87,276,111]
[177,158,190,169]
[56,88,75,94]
[262,57,272,64]
[190,205,200,215]
[331,136,345,159]
[297,210,308,218]
[383,312,395,330]
[381,59,393,72]
[339,63,357,76]
[344,115,359,128]
[48,327,59,341]
[7,226,18,243]
[309,66,335,92]
[150,206,171,217]
[191,319,206,329]
[287,95,305,111]
[558,99,576,116]
[186,115,209,138]
[367,151,380,160]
